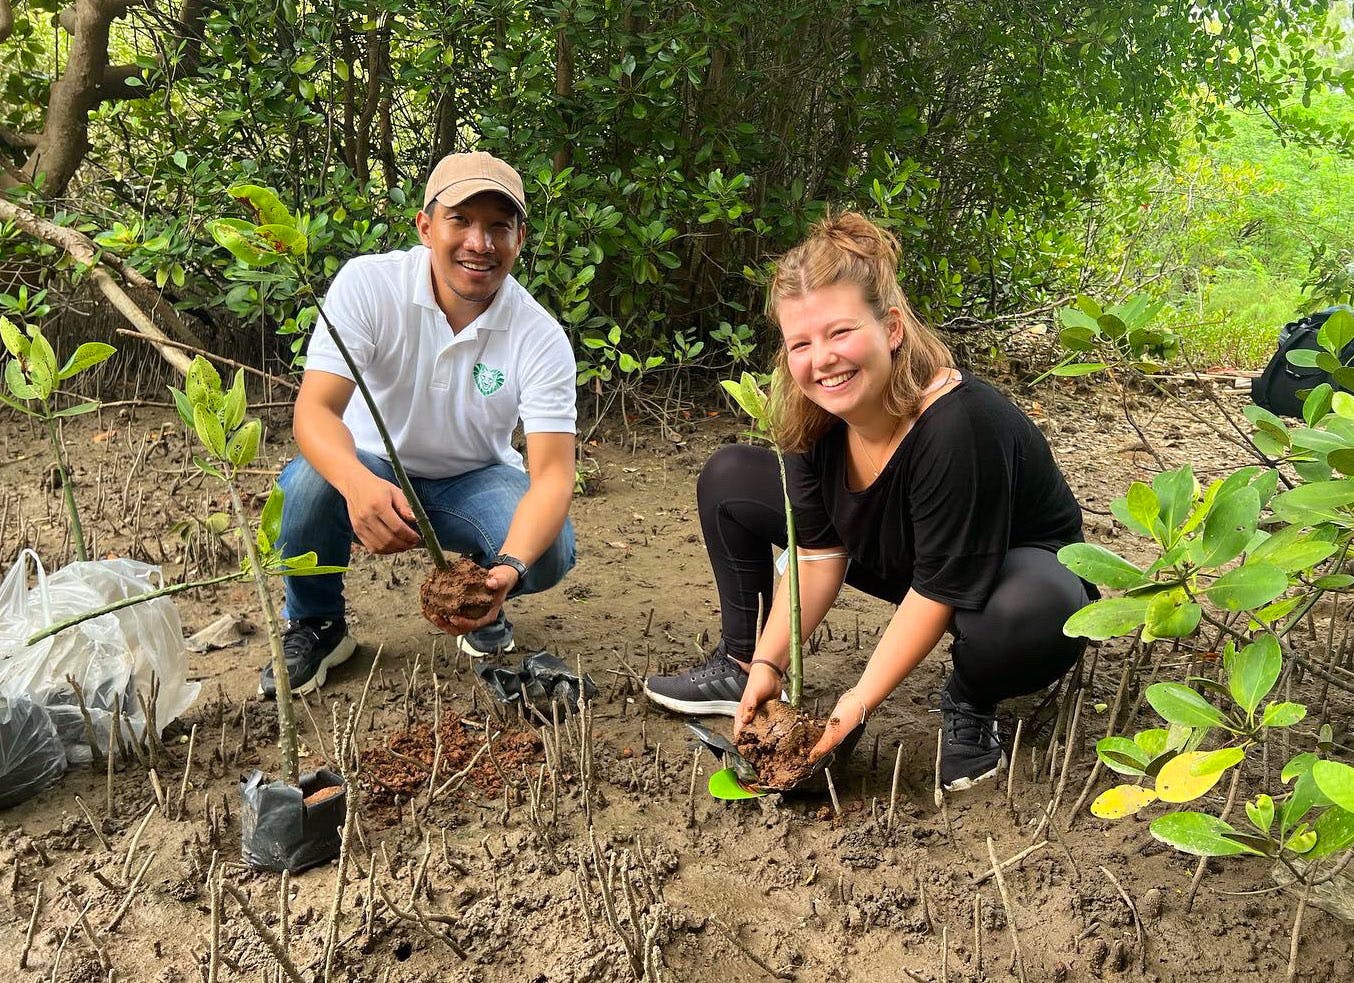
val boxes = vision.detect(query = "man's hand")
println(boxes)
[808,690,868,764]
[732,662,785,739]
[425,564,521,635]
[345,472,422,554]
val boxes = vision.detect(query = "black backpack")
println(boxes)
[1251,306,1354,418]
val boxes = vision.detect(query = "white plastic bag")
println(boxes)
[0,550,200,766]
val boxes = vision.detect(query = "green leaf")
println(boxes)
[1143,588,1201,641]
[4,359,38,401]
[1050,362,1108,377]
[193,404,227,459]
[1146,683,1227,729]
[1282,770,1332,834]
[1226,635,1282,717]
[260,484,284,549]
[1197,486,1260,569]
[1189,746,1246,777]
[1150,812,1261,857]
[1153,467,1195,537]
[50,401,101,418]
[1125,482,1161,540]
[1204,563,1288,612]
[57,342,115,380]
[1312,760,1354,813]
[168,386,196,428]
[26,329,57,399]
[227,184,294,227]
[1317,309,1354,355]
[1096,737,1152,776]
[0,316,30,358]
[1330,449,1354,477]
[1283,753,1318,784]
[1062,596,1150,640]
[1270,479,1354,525]
[193,456,224,479]
[255,223,308,257]
[1260,702,1306,728]
[226,418,261,468]
[207,219,277,267]
[1333,391,1354,420]
[185,355,222,407]
[290,53,318,74]
[223,370,246,432]
[1135,729,1172,760]
[1246,795,1274,835]
[1056,543,1150,589]
[1303,384,1334,427]
[1309,806,1354,858]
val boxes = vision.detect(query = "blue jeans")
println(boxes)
[276,450,576,621]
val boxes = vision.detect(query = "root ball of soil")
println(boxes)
[734,700,826,790]
[421,556,496,623]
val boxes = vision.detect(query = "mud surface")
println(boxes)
[420,556,496,623]
[735,700,826,790]
[1,362,1352,982]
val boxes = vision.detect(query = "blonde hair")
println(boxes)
[767,212,954,452]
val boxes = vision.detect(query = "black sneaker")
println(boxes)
[257,618,356,699]
[939,681,1007,791]
[456,609,515,657]
[644,643,750,717]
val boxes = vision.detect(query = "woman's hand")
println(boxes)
[732,663,785,738]
[809,689,870,764]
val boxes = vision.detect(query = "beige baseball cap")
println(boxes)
[423,151,527,218]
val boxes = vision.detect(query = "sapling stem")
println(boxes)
[310,302,447,570]
[25,571,243,646]
[773,447,802,708]
[45,417,87,562]
[228,482,300,787]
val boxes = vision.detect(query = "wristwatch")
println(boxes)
[492,553,528,583]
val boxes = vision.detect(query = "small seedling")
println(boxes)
[0,315,115,561]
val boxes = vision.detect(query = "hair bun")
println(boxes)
[810,211,901,269]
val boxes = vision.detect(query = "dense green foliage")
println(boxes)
[2,1,1352,381]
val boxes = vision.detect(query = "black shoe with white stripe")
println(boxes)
[644,643,749,717]
[257,618,356,699]
[939,678,1007,791]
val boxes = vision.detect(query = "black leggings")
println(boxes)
[697,443,1088,710]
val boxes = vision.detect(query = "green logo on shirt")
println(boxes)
[473,362,505,396]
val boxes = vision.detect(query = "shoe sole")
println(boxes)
[456,634,516,657]
[643,685,740,717]
[942,751,1008,793]
[257,636,357,698]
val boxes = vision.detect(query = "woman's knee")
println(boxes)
[697,443,774,510]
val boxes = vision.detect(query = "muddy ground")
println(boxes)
[1,359,1351,982]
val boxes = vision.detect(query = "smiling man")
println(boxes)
[262,151,577,699]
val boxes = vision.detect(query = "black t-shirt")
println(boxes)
[785,376,1085,611]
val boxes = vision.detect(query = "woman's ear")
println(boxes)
[887,306,906,353]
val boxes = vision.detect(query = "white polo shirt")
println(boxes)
[303,246,576,479]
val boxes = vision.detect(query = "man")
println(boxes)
[261,151,577,698]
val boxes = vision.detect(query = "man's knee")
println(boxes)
[278,457,348,538]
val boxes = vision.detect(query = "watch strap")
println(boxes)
[493,553,528,582]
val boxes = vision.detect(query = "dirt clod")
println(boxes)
[302,785,344,807]
[420,556,496,623]
[734,700,826,790]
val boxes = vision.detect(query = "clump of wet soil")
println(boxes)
[734,700,826,790]
[363,717,543,801]
[420,556,496,623]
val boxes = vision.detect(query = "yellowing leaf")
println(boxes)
[1155,751,1224,803]
[1091,785,1159,819]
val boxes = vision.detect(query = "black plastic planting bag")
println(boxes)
[474,652,597,717]
[0,697,67,809]
[239,768,346,873]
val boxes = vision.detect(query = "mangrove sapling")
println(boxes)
[1060,383,1354,918]
[206,185,495,627]
[174,363,347,870]
[718,371,841,792]
[0,316,116,561]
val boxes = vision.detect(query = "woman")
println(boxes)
[645,212,1090,790]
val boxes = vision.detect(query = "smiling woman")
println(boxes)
[646,212,1094,792]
